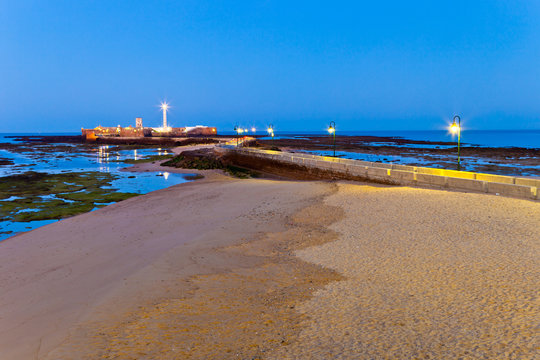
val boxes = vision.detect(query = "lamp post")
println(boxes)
[267,124,274,146]
[234,125,243,147]
[328,121,336,157]
[450,115,461,170]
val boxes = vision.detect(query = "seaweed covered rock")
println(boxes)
[161,149,260,179]
[161,149,225,170]
[0,171,139,222]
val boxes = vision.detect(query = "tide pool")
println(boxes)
[0,140,195,241]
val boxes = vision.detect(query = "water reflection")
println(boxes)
[0,143,198,241]
[97,145,110,164]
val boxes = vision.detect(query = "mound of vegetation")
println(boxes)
[161,150,224,170]
[161,149,259,179]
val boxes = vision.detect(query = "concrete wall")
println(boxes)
[229,148,539,200]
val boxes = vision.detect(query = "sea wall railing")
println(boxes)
[226,147,539,200]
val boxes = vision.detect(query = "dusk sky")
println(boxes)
[1,0,540,132]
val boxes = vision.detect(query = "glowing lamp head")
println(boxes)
[450,122,460,134]
[328,126,335,134]
[160,102,169,111]
[267,127,273,133]
[251,127,256,132]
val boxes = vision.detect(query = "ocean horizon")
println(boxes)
[2,129,540,148]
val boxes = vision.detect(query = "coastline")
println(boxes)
[0,142,214,240]
[0,149,538,358]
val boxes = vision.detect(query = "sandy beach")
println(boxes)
[271,184,539,359]
[0,166,538,359]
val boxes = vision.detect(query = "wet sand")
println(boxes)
[1,169,538,359]
[0,170,336,359]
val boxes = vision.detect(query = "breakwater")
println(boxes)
[226,147,539,200]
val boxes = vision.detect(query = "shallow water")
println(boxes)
[0,139,194,241]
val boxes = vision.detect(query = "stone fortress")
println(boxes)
[82,119,217,140]
[82,103,217,140]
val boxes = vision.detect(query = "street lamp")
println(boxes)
[234,125,244,147]
[267,124,274,146]
[328,121,336,157]
[450,115,461,170]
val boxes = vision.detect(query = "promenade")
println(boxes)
[229,147,540,200]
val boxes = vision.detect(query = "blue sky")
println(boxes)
[1,0,539,132]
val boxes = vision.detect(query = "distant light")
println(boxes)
[251,127,256,132]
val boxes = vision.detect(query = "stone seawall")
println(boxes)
[227,147,539,201]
